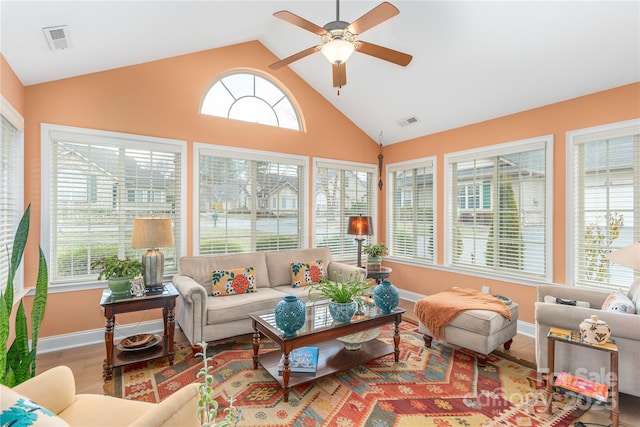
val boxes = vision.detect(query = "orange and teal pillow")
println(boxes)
[290,260,324,288]
[211,266,257,296]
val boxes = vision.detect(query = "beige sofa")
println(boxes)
[172,247,364,346]
[2,366,200,426]
[535,284,640,397]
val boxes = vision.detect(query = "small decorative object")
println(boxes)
[130,275,146,297]
[308,271,371,323]
[363,242,388,271]
[579,314,611,344]
[274,295,306,336]
[196,341,242,427]
[91,255,143,297]
[337,328,381,350]
[373,280,399,314]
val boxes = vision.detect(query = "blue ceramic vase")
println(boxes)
[329,300,357,323]
[275,295,306,336]
[373,280,399,314]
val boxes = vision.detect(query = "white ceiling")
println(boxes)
[1,1,639,145]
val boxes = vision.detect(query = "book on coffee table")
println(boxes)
[277,346,319,375]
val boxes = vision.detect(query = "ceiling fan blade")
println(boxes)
[332,63,347,88]
[273,11,327,35]
[355,41,413,66]
[347,2,399,35]
[269,46,322,69]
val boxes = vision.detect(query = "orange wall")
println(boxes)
[381,82,640,323]
[22,41,379,338]
[1,53,25,114]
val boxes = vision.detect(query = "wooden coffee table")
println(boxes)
[249,299,404,402]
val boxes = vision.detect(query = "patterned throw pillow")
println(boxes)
[290,260,324,288]
[211,267,257,296]
[601,290,636,314]
[0,386,69,426]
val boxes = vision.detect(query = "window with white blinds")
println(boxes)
[445,136,552,281]
[0,97,24,294]
[43,125,185,285]
[387,158,436,263]
[196,144,307,254]
[313,159,376,261]
[568,119,640,292]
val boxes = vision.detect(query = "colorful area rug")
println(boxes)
[105,323,582,426]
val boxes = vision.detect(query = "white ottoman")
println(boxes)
[418,301,519,366]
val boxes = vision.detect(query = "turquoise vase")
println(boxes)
[275,295,306,336]
[373,280,399,314]
[329,300,357,323]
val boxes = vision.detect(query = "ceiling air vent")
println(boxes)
[396,115,419,127]
[43,25,71,50]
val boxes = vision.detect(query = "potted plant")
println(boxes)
[91,256,143,296]
[363,242,388,270]
[308,271,371,323]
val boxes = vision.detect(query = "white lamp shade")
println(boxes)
[131,217,174,249]
[321,39,355,65]
[606,242,640,270]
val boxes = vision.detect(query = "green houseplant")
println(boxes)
[91,256,143,296]
[363,242,388,269]
[308,271,370,323]
[0,204,49,387]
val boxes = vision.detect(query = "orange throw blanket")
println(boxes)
[414,288,511,341]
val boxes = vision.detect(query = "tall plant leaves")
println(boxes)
[5,204,30,314]
[29,247,48,377]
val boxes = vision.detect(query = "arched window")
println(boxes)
[201,72,301,131]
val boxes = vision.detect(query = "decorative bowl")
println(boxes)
[337,328,381,350]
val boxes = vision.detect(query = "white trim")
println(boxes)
[0,95,24,132]
[40,123,188,287]
[193,142,310,254]
[565,118,640,287]
[443,134,554,283]
[36,319,166,353]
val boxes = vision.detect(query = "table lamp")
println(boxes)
[606,242,640,270]
[131,217,174,287]
[347,215,374,268]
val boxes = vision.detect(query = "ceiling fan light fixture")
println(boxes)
[321,39,355,65]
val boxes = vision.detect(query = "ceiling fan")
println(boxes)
[269,0,413,89]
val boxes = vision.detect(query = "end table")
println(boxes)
[367,266,392,284]
[100,283,179,380]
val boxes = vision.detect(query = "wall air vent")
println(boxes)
[396,115,419,127]
[43,25,71,50]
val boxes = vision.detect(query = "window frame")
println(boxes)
[312,158,377,263]
[566,118,640,291]
[0,96,24,298]
[41,123,187,292]
[193,142,309,254]
[385,156,437,266]
[444,135,554,283]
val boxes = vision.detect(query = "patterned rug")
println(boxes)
[104,323,582,426]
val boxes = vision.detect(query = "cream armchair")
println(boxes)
[535,284,640,397]
[3,366,200,426]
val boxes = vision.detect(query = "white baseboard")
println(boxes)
[37,320,165,353]
[398,289,535,338]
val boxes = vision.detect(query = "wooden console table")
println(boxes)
[100,284,178,380]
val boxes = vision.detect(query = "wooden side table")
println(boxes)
[366,266,392,284]
[100,284,179,380]
[546,327,619,427]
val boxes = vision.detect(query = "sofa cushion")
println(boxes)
[543,295,590,308]
[1,385,70,426]
[290,260,324,287]
[211,266,257,296]
[444,302,519,336]
[627,279,640,314]
[265,248,333,287]
[602,290,636,314]
[179,252,270,288]
[206,288,286,324]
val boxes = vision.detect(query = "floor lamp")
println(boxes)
[347,215,374,268]
[131,217,174,288]
[606,242,640,291]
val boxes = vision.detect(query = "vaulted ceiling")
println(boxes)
[1,1,638,145]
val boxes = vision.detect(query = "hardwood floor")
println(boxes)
[35,299,639,426]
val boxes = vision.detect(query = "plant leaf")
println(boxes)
[29,247,49,377]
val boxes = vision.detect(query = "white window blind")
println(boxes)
[387,158,436,263]
[45,127,184,285]
[570,120,640,292]
[0,97,24,294]
[445,137,551,281]
[314,160,376,261]
[197,145,306,254]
